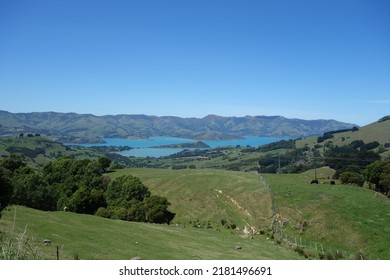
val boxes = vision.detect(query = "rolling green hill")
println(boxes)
[1,168,389,259]
[296,117,390,158]
[0,206,301,260]
[108,168,390,260]
[263,169,390,259]
[0,136,106,167]
[107,168,273,232]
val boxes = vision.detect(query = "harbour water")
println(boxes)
[70,136,282,157]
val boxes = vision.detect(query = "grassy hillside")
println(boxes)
[0,136,106,167]
[0,206,301,260]
[262,169,390,259]
[108,168,273,231]
[296,118,390,158]
[1,167,389,260]
[110,168,390,259]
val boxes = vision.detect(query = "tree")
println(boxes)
[0,155,26,174]
[11,167,57,211]
[98,157,112,172]
[68,186,106,214]
[0,167,13,216]
[106,175,151,207]
[142,195,175,224]
[339,171,364,186]
[365,160,390,196]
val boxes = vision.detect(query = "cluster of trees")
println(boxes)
[258,146,319,173]
[321,140,389,195]
[255,138,389,196]
[0,165,13,216]
[96,175,175,224]
[317,127,359,143]
[365,159,390,196]
[324,140,381,185]
[0,155,175,224]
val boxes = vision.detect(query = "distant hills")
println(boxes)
[0,110,356,143]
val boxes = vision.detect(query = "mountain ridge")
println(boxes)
[0,110,357,143]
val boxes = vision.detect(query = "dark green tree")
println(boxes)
[0,154,26,174]
[142,195,175,224]
[11,166,57,211]
[339,171,364,186]
[0,167,13,215]
[68,186,106,214]
[106,175,151,207]
[98,157,112,172]
[365,160,390,196]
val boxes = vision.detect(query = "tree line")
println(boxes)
[256,139,389,196]
[0,155,175,223]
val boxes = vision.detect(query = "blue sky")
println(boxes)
[0,0,389,126]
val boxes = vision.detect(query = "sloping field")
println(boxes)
[295,119,390,157]
[262,170,390,259]
[108,168,273,231]
[0,206,301,260]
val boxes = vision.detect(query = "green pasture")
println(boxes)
[0,206,301,260]
[262,168,390,259]
[108,168,273,231]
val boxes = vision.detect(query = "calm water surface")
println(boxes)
[70,136,282,157]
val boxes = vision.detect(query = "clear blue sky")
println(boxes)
[1,0,389,126]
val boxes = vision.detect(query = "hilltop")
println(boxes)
[0,110,356,143]
[296,115,390,158]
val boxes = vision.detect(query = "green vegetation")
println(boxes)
[0,157,175,225]
[1,115,389,260]
[263,171,390,259]
[296,116,390,158]
[0,167,13,214]
[151,141,210,149]
[365,160,390,196]
[0,136,107,167]
[0,206,301,260]
[108,168,272,231]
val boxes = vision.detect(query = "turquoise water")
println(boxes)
[70,136,282,157]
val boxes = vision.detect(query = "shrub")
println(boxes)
[340,172,364,186]
[106,175,151,207]
[95,207,109,218]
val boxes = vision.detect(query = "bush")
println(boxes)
[340,172,364,186]
[95,207,109,218]
[106,175,151,207]
[143,196,175,224]
[0,167,13,215]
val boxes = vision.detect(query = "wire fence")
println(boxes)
[256,172,363,260]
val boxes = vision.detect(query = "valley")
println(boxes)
[0,114,389,260]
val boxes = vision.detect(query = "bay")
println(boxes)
[69,136,282,157]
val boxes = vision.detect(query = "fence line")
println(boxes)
[256,172,360,260]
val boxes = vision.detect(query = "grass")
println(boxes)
[108,168,273,231]
[0,206,302,260]
[1,167,388,260]
[295,119,390,158]
[262,169,390,259]
[0,136,106,167]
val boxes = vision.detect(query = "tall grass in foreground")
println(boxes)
[0,207,39,260]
